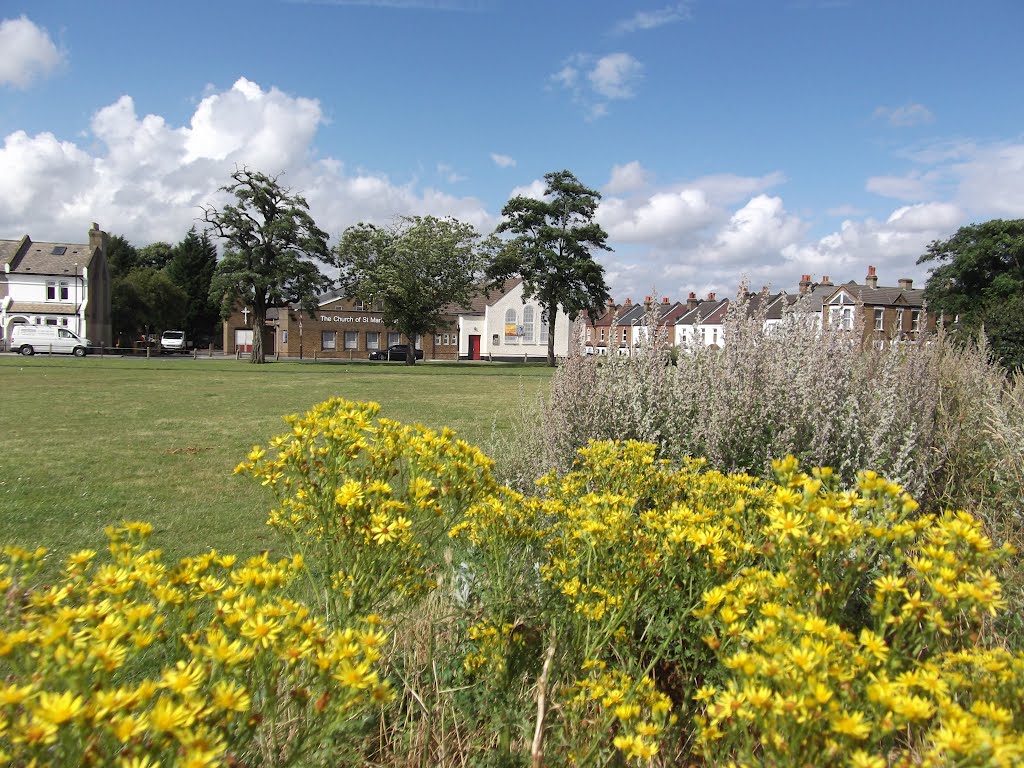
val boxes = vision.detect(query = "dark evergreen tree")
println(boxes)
[167,228,219,344]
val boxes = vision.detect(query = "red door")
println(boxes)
[469,335,481,360]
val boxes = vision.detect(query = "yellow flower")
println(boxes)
[148,696,195,734]
[33,690,84,725]
[161,660,205,695]
[240,613,281,648]
[210,680,251,713]
[831,709,871,739]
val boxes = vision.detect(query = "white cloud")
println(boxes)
[437,162,466,183]
[550,52,643,118]
[490,152,515,168]
[705,195,806,265]
[885,202,961,232]
[612,2,692,34]
[604,161,653,195]
[0,78,493,246]
[0,16,65,89]
[874,103,934,127]
[589,53,643,99]
[780,203,957,290]
[599,188,713,243]
[508,179,546,200]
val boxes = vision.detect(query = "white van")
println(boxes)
[9,325,91,357]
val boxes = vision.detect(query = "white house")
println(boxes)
[0,224,112,348]
[456,279,572,361]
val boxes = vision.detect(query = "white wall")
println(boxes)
[479,283,571,358]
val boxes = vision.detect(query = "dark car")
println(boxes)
[368,344,424,361]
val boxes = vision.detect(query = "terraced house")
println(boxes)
[0,223,112,349]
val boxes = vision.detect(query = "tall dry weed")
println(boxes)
[493,294,1024,648]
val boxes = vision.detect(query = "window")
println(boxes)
[442,333,450,345]
[415,334,422,349]
[371,299,385,312]
[388,332,400,346]
[874,308,884,331]
[540,318,548,344]
[621,328,627,343]
[59,282,69,300]
[321,331,336,350]
[344,331,358,350]
[367,332,380,350]
[60,318,69,327]
[45,318,57,326]
[522,306,535,342]
[435,334,442,345]
[504,308,517,343]
[912,310,921,333]
[354,299,365,310]
[895,309,904,331]
[600,328,606,343]
[712,328,719,345]
[830,306,853,330]
[46,281,56,301]
[586,327,592,341]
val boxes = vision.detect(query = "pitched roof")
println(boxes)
[826,282,926,308]
[1,237,97,275]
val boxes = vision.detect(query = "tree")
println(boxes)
[111,268,187,340]
[918,218,1024,370]
[336,216,495,365]
[137,242,176,271]
[489,169,612,366]
[166,228,219,344]
[202,169,336,363]
[106,234,139,281]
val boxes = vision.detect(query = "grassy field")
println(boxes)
[0,355,551,574]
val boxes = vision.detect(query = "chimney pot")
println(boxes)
[688,291,696,299]
[625,297,632,306]
[868,265,876,276]
[662,297,669,304]
[707,291,716,301]
[822,275,831,285]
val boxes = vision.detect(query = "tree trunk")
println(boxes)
[547,308,557,367]
[250,302,266,364]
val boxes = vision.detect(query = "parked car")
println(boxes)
[159,330,193,354]
[9,325,91,357]
[368,344,424,361]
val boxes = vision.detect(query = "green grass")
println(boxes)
[0,356,551,575]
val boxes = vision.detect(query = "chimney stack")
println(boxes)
[799,274,812,295]
[898,278,913,290]
[88,222,107,256]
[865,265,878,289]
[662,297,669,304]
[687,291,699,311]
[821,275,832,286]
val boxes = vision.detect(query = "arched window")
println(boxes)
[504,308,517,343]
[522,306,535,342]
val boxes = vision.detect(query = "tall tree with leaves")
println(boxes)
[336,216,495,365]
[202,168,336,363]
[489,169,612,366]
[166,227,219,344]
[918,218,1024,370]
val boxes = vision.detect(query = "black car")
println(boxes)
[368,344,424,361]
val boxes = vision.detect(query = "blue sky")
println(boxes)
[2,0,1023,301]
